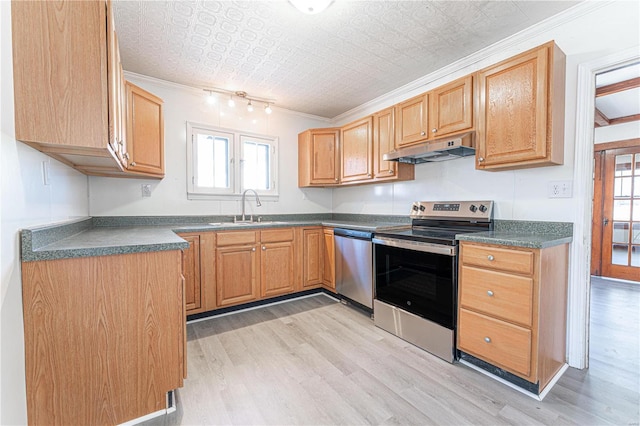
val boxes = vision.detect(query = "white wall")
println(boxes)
[88,76,332,216]
[332,1,640,221]
[0,2,90,424]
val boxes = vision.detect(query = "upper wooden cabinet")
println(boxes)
[11,0,164,179]
[373,107,415,182]
[476,41,565,170]
[298,128,340,187]
[125,82,165,176]
[429,75,474,138]
[341,117,374,183]
[395,94,429,148]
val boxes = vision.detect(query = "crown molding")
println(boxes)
[330,0,611,124]
[123,71,332,123]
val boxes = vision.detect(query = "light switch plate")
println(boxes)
[548,180,573,198]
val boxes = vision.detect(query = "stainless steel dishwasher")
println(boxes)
[334,228,373,310]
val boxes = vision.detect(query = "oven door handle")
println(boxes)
[372,237,457,256]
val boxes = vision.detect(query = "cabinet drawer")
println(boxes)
[460,266,533,327]
[462,243,534,275]
[260,228,294,243]
[458,308,532,378]
[216,231,257,247]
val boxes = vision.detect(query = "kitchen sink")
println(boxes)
[208,221,288,227]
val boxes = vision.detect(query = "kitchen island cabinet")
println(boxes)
[457,240,569,393]
[21,250,185,425]
[476,41,565,170]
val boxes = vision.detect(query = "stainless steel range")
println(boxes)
[372,201,493,362]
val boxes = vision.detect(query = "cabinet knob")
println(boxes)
[124,152,130,160]
[130,161,137,167]
[420,131,426,136]
[487,290,494,297]
[262,246,266,251]
[432,128,437,133]
[335,178,339,182]
[388,170,394,174]
[252,247,256,252]
[367,173,372,177]
[484,337,491,343]
[478,157,485,163]
[487,255,494,261]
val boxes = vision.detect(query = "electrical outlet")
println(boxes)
[141,184,152,198]
[548,180,573,198]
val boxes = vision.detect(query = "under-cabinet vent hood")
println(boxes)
[383,132,475,164]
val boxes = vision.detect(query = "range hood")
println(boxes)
[383,132,475,164]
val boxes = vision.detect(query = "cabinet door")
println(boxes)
[429,74,474,138]
[341,117,373,183]
[373,107,397,179]
[261,241,296,298]
[298,129,340,186]
[476,42,564,170]
[126,82,165,176]
[302,228,323,288]
[180,234,202,312]
[216,245,258,307]
[11,0,109,150]
[395,93,428,148]
[322,228,335,290]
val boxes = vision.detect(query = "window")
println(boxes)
[187,122,278,199]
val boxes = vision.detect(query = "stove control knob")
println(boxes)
[469,204,477,213]
[479,204,488,213]
[412,204,419,211]
[419,205,426,211]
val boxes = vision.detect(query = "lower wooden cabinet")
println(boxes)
[21,250,185,425]
[180,233,202,312]
[457,241,569,392]
[260,228,296,298]
[216,231,259,307]
[302,227,324,289]
[322,228,336,290]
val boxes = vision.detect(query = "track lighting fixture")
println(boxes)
[202,88,275,115]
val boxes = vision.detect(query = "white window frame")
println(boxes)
[186,122,279,200]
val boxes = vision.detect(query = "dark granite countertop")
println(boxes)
[456,220,573,248]
[21,215,411,261]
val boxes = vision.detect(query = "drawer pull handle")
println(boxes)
[484,337,491,343]
[487,255,494,261]
[487,290,494,297]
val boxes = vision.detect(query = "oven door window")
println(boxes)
[374,243,455,329]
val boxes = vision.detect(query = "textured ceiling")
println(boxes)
[112,0,580,118]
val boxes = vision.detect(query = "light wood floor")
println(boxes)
[143,281,640,425]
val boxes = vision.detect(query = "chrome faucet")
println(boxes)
[235,189,262,223]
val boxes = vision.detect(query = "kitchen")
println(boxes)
[2,1,640,425]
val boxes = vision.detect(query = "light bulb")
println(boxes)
[206,91,215,105]
[247,100,254,112]
[228,96,235,108]
[264,104,272,114]
[289,0,333,14]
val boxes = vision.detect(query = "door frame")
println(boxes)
[570,47,640,369]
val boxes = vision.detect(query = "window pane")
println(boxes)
[613,199,631,221]
[635,176,640,197]
[615,154,633,177]
[196,134,229,189]
[633,223,640,245]
[632,245,640,267]
[634,200,640,222]
[612,222,629,244]
[611,244,629,265]
[614,176,632,197]
[635,154,640,175]
[243,140,270,190]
